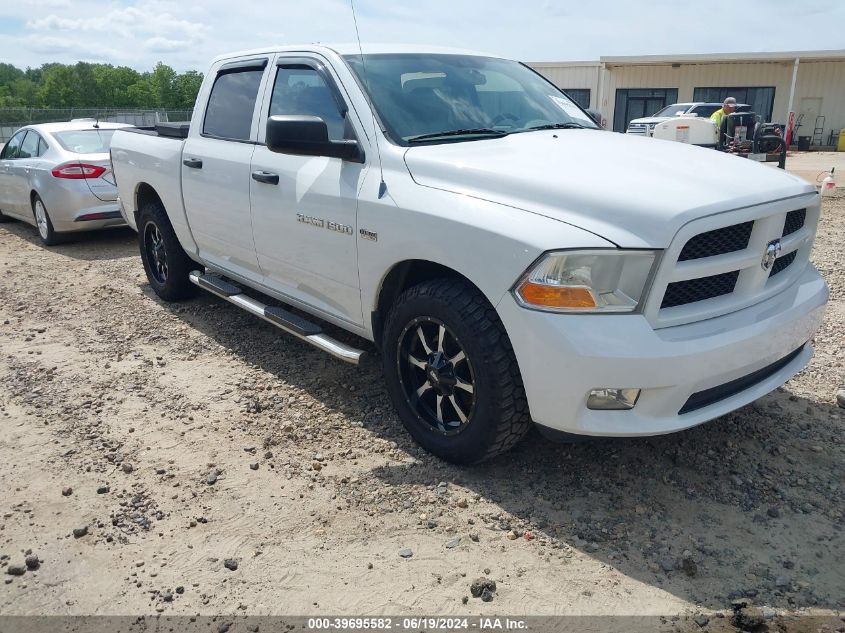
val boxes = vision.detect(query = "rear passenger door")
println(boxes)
[182,57,270,280]
[249,55,368,326]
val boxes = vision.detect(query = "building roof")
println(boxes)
[599,49,845,65]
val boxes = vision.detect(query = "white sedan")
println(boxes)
[0,120,131,245]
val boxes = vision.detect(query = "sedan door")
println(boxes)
[181,58,269,280]
[249,56,368,326]
[9,131,42,216]
[0,130,26,217]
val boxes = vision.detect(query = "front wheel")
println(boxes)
[138,200,197,301]
[382,278,531,464]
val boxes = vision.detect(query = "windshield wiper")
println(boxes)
[406,128,509,143]
[520,122,593,132]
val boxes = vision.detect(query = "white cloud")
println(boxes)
[144,37,193,53]
[2,0,844,71]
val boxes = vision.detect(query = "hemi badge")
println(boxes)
[359,228,378,242]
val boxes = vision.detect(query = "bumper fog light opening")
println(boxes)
[586,388,641,410]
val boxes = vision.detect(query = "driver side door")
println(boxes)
[249,56,369,326]
[0,130,26,218]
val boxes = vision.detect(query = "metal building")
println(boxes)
[530,49,845,146]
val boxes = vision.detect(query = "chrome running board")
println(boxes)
[189,271,365,365]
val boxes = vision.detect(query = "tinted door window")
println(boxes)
[36,137,48,156]
[1,131,26,159]
[203,68,265,141]
[18,132,40,159]
[270,66,347,140]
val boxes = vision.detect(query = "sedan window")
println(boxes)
[53,129,117,154]
[1,130,26,159]
[18,132,40,159]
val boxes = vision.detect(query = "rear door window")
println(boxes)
[203,65,266,141]
[18,132,40,159]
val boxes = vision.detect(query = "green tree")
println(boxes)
[174,70,203,109]
[73,62,98,106]
[0,60,204,112]
[11,78,39,106]
[151,62,178,108]
[38,65,77,108]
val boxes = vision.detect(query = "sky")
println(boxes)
[0,0,843,71]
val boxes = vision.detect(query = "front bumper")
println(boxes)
[497,265,828,436]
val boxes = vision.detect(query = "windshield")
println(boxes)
[652,104,692,117]
[53,129,117,154]
[343,53,598,144]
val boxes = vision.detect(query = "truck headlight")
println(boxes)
[513,250,658,313]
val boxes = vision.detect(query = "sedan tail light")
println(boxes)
[51,163,106,179]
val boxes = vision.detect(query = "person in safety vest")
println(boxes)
[711,97,737,143]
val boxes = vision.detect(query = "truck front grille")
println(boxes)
[769,250,797,277]
[782,208,806,237]
[645,199,819,328]
[678,221,753,261]
[661,270,739,308]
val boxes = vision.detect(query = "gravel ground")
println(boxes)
[0,194,842,628]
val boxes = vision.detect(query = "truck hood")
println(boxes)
[403,130,815,247]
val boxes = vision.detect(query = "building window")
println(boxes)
[561,89,590,109]
[692,87,776,121]
[613,88,679,133]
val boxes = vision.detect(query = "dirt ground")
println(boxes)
[0,193,842,627]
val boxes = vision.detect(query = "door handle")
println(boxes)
[183,158,203,169]
[251,170,279,185]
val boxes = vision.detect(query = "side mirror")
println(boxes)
[265,115,364,163]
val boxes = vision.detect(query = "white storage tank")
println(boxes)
[653,116,717,147]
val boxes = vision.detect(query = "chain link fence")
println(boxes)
[0,108,193,143]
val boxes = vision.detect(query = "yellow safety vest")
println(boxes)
[710,108,727,142]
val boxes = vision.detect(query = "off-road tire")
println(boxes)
[382,278,531,464]
[138,200,197,301]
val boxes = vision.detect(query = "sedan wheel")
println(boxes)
[31,195,60,246]
[34,199,49,240]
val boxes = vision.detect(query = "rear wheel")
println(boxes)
[138,200,197,301]
[382,278,531,464]
[32,195,61,246]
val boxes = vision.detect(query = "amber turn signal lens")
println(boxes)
[518,282,597,309]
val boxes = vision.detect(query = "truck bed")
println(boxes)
[123,122,191,139]
[110,126,195,252]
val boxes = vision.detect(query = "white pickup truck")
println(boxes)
[110,45,828,463]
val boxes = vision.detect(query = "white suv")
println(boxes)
[627,103,727,136]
